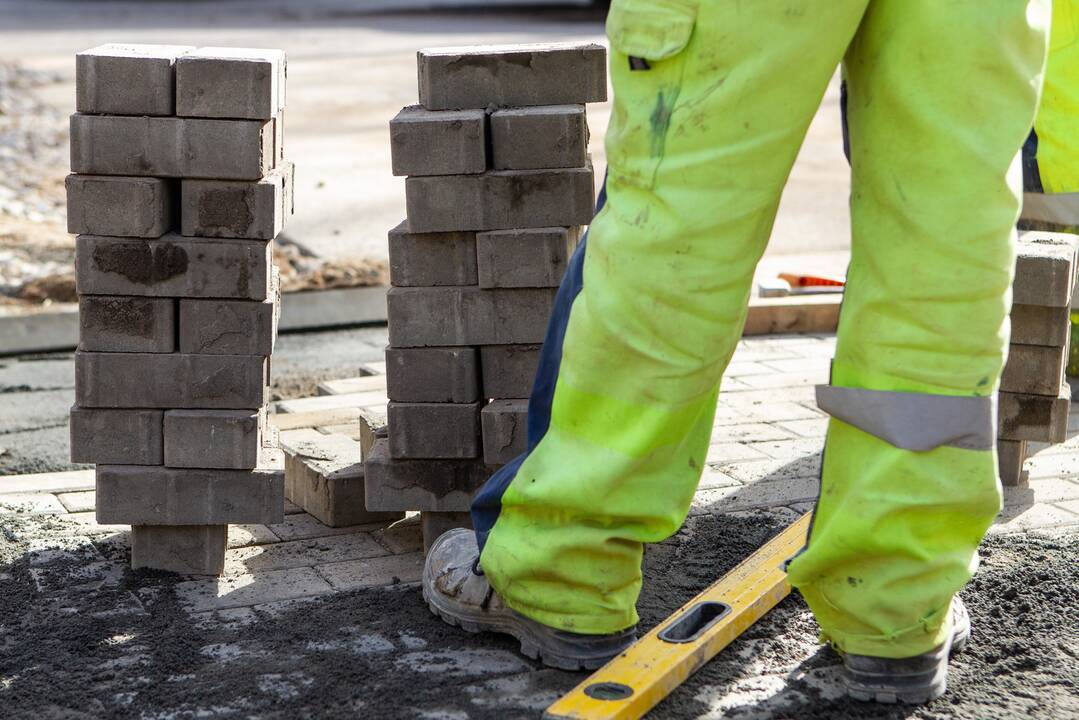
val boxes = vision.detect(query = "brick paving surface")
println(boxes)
[2,332,1078,613]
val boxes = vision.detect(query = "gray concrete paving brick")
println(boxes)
[479,344,540,399]
[386,286,556,347]
[66,175,175,238]
[1010,304,1070,347]
[385,347,480,403]
[76,234,273,300]
[78,295,176,353]
[176,47,285,120]
[999,383,1071,443]
[69,407,163,465]
[224,532,387,576]
[387,402,482,459]
[387,220,478,287]
[417,43,606,111]
[420,511,473,553]
[131,524,227,575]
[1013,233,1078,307]
[390,106,487,177]
[164,409,262,469]
[490,105,588,170]
[75,351,267,409]
[174,566,332,613]
[283,431,402,527]
[181,167,290,240]
[56,490,96,514]
[76,43,194,116]
[476,226,578,288]
[998,439,1028,487]
[1000,344,1067,396]
[481,399,528,465]
[358,407,388,460]
[179,297,277,355]
[315,552,424,590]
[404,165,594,233]
[70,114,274,180]
[96,463,284,525]
[364,437,492,512]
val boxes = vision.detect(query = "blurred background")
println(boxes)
[0,0,850,311]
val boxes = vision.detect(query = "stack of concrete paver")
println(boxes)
[364,43,606,549]
[998,232,1079,485]
[68,44,293,575]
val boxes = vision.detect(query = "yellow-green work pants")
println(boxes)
[471,0,1049,658]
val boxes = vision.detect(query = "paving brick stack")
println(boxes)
[68,44,293,574]
[365,43,606,550]
[998,231,1079,486]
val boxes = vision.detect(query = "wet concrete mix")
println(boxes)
[1,509,1075,719]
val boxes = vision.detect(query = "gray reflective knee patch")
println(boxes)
[815,386,996,452]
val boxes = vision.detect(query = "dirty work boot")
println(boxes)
[842,596,971,704]
[422,528,637,671]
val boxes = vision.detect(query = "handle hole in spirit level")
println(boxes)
[583,682,634,701]
[658,601,732,644]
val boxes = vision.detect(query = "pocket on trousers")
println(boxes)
[605,0,698,189]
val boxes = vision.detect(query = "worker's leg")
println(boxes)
[472,0,870,635]
[787,0,1049,659]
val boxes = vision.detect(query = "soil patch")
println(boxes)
[0,510,1074,719]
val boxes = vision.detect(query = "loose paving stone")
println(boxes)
[705,442,770,464]
[387,286,557,347]
[131,524,228,575]
[690,477,820,515]
[164,409,262,469]
[478,344,540,399]
[66,175,176,238]
[224,532,388,576]
[417,43,607,110]
[489,105,588,170]
[173,566,334,612]
[388,221,478,287]
[56,490,96,513]
[181,170,290,239]
[748,437,825,462]
[385,347,480,403]
[179,296,279,355]
[76,43,194,115]
[176,47,286,120]
[372,517,424,554]
[389,106,486,176]
[315,552,425,590]
[69,407,164,465]
[0,492,67,515]
[78,295,176,353]
[712,421,794,444]
[228,524,280,548]
[476,226,579,288]
[267,513,392,542]
[716,455,822,484]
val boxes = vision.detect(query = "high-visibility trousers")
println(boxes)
[1023,0,1079,229]
[471,0,1049,658]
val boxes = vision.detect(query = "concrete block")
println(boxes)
[417,43,607,111]
[96,463,284,525]
[70,114,274,180]
[164,410,262,469]
[66,175,175,238]
[387,402,481,459]
[76,43,194,116]
[1014,233,1079,307]
[999,383,1070,443]
[78,295,175,353]
[386,286,556,347]
[176,47,285,120]
[1010,304,1070,347]
[421,511,473,554]
[69,407,163,465]
[179,297,277,356]
[131,524,227,575]
[405,165,594,233]
[476,226,579,288]
[282,430,402,527]
[364,438,492,512]
[390,105,486,177]
[1000,344,1067,396]
[490,105,588,170]
[388,220,478,287]
[358,407,388,461]
[385,347,480,403]
[479,344,540,399]
[273,111,286,162]
[181,169,289,239]
[76,234,273,300]
[75,351,267,409]
[998,439,1028,488]
[481,399,528,465]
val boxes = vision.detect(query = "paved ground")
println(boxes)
[1,332,1077,718]
[0,0,852,276]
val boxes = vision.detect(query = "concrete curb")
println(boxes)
[0,285,389,356]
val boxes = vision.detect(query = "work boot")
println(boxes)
[422,528,637,671]
[841,596,971,704]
